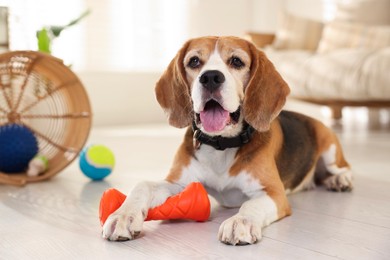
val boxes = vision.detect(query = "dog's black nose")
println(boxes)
[199,70,225,92]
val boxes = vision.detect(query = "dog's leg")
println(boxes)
[321,143,353,192]
[218,192,290,246]
[102,181,183,241]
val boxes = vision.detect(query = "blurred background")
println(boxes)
[1,0,389,126]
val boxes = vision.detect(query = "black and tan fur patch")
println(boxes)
[276,111,318,190]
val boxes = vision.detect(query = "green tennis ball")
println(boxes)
[79,144,115,180]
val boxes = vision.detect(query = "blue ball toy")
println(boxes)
[0,124,39,173]
[79,144,115,180]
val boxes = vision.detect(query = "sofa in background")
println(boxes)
[247,0,390,119]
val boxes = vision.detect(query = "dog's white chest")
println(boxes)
[181,145,263,208]
[206,187,250,208]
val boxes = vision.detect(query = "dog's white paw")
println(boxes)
[218,215,262,246]
[102,208,145,241]
[324,170,353,192]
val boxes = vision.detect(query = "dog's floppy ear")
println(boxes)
[243,43,290,132]
[155,41,193,128]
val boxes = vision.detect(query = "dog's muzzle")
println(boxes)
[195,70,241,133]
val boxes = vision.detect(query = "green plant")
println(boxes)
[36,9,90,53]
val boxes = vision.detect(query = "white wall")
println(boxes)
[78,71,165,126]
[285,0,338,22]
[187,0,253,37]
[251,0,284,32]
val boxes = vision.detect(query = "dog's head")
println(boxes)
[155,36,290,136]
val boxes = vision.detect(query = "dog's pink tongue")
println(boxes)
[200,106,230,132]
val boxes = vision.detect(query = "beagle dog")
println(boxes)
[102,36,353,245]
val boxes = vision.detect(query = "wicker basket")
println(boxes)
[0,51,92,186]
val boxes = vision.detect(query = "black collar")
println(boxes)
[192,121,255,151]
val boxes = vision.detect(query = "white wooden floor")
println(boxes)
[1,105,390,260]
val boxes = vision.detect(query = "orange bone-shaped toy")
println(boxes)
[99,182,211,226]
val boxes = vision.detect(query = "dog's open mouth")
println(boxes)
[196,100,240,132]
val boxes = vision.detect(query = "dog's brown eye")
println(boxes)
[188,56,201,69]
[230,57,245,69]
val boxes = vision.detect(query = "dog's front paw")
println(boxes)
[218,215,262,246]
[102,209,145,241]
[324,170,353,192]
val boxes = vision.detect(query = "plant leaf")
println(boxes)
[37,28,51,53]
[50,26,66,38]
[66,9,91,27]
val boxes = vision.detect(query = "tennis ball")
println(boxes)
[79,144,115,180]
[27,155,49,176]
